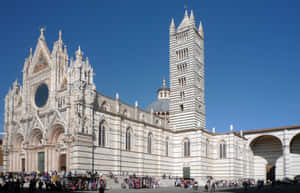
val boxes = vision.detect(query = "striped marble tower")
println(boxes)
[169,10,206,131]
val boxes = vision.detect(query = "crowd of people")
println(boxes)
[121,175,160,189]
[0,171,295,193]
[0,171,164,192]
[0,171,106,193]
[174,177,258,192]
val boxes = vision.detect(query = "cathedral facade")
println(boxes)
[3,10,300,182]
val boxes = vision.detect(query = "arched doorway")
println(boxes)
[29,129,44,172]
[14,134,24,172]
[250,135,283,181]
[59,154,66,172]
[48,125,65,171]
[289,133,300,177]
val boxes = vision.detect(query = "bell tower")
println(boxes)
[169,10,206,131]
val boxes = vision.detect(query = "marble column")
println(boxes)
[283,145,290,177]
[283,129,290,178]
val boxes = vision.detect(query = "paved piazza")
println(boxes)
[76,184,300,193]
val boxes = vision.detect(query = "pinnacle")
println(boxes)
[59,30,62,41]
[39,27,45,40]
[184,9,188,18]
[198,21,204,37]
[30,48,33,57]
[199,21,204,32]
[77,46,82,54]
[170,18,176,34]
[170,18,175,28]
[76,45,84,61]
[178,10,191,30]
[190,10,195,25]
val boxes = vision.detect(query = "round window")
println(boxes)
[35,84,49,107]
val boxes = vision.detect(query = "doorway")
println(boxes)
[21,158,25,172]
[266,164,275,182]
[183,167,190,179]
[59,154,66,171]
[38,152,45,172]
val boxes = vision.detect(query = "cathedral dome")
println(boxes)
[146,99,169,113]
[146,77,170,114]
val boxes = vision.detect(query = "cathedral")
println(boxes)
[3,10,300,182]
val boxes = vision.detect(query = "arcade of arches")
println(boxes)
[249,132,300,181]
[250,135,283,181]
[9,126,67,172]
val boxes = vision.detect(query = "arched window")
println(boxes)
[126,128,131,151]
[99,121,106,147]
[166,137,169,156]
[148,133,152,154]
[220,140,226,159]
[206,139,209,157]
[184,138,190,157]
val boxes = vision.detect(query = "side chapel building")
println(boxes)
[3,10,300,182]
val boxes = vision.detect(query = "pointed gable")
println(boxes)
[177,10,190,30]
[30,29,52,75]
[31,114,45,130]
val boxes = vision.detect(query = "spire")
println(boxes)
[39,27,45,40]
[198,21,204,37]
[184,9,188,18]
[59,30,62,41]
[230,124,234,132]
[178,10,191,30]
[86,57,89,65]
[190,10,195,26]
[29,48,33,58]
[75,45,83,61]
[170,18,176,35]
[163,77,166,87]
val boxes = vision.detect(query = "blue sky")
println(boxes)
[1,0,300,133]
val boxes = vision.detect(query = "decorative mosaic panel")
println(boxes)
[33,51,49,74]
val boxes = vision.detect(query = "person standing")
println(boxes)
[99,178,105,193]
[210,181,216,192]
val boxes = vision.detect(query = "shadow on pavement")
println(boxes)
[219,184,300,193]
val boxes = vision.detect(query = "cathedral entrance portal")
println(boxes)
[266,164,275,182]
[38,152,45,172]
[59,154,66,171]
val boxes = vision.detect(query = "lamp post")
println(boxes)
[119,115,123,176]
[92,103,95,178]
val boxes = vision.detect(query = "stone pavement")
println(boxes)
[77,184,300,193]
[15,184,300,193]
